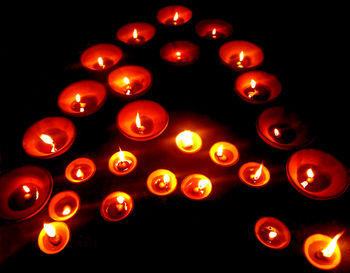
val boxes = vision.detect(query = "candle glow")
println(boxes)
[108,148,137,176]
[100,191,134,221]
[239,162,270,187]
[175,130,202,153]
[181,174,212,200]
[147,169,177,196]
[38,221,70,254]
[48,191,80,221]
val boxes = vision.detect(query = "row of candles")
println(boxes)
[1,4,348,271]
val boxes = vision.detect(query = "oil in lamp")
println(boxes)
[100,191,133,221]
[156,5,192,26]
[80,43,123,71]
[38,222,70,254]
[65,157,96,183]
[48,191,80,221]
[181,174,212,200]
[108,147,137,176]
[254,217,291,249]
[116,22,156,45]
[304,231,344,270]
[58,80,107,116]
[160,40,200,65]
[195,19,233,40]
[0,166,52,221]
[238,162,270,187]
[209,141,239,167]
[175,130,202,153]
[146,169,177,196]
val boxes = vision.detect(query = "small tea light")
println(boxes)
[58,80,107,116]
[65,157,96,183]
[195,19,233,40]
[209,141,239,167]
[108,147,137,176]
[0,166,53,221]
[219,40,264,71]
[48,191,80,221]
[116,22,156,45]
[38,222,70,254]
[238,162,270,187]
[22,117,76,159]
[175,130,202,154]
[80,43,123,71]
[147,169,177,196]
[116,100,169,141]
[160,41,199,65]
[108,65,152,97]
[304,232,344,270]
[286,149,348,200]
[100,191,133,222]
[255,217,291,249]
[181,174,212,200]
[157,5,192,26]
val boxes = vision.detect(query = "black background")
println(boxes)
[0,1,349,272]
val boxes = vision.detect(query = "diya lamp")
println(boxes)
[156,5,192,26]
[80,43,123,71]
[181,174,212,200]
[22,117,76,159]
[234,71,282,103]
[108,147,137,176]
[65,157,96,183]
[116,22,156,45]
[175,130,202,154]
[160,41,199,65]
[286,149,348,200]
[256,106,314,150]
[100,191,133,221]
[38,222,70,254]
[58,80,107,116]
[238,162,270,187]
[0,166,52,221]
[254,217,291,249]
[116,100,169,141]
[304,231,344,270]
[219,40,264,71]
[195,19,233,40]
[146,169,177,196]
[108,65,152,97]
[209,141,239,167]
[48,191,80,221]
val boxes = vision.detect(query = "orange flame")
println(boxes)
[22,185,30,193]
[43,223,56,238]
[118,147,126,162]
[123,77,130,85]
[322,231,344,258]
[175,51,182,60]
[163,173,170,183]
[75,94,81,103]
[198,179,210,190]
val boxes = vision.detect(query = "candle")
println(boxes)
[286,149,348,199]
[304,232,344,270]
[80,43,123,71]
[219,40,264,71]
[108,147,137,176]
[38,222,70,254]
[254,217,291,249]
[238,162,270,187]
[160,41,200,65]
[65,157,96,183]
[48,191,80,221]
[209,141,239,167]
[157,5,192,26]
[175,130,202,153]
[116,22,156,45]
[116,100,169,141]
[0,166,53,221]
[22,117,76,159]
[100,191,134,221]
[147,169,177,196]
[181,174,212,200]
[195,19,233,40]
[108,65,152,97]
[58,80,107,116]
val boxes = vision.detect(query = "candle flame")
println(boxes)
[250,79,256,89]
[239,51,244,62]
[62,205,71,216]
[135,112,142,129]
[40,134,57,152]
[274,128,280,137]
[269,231,278,239]
[198,179,210,190]
[75,94,81,103]
[116,195,125,204]
[307,168,314,179]
[118,147,126,162]
[321,231,344,258]
[22,185,30,193]
[216,145,224,157]
[44,223,56,238]
[76,168,83,178]
[173,11,179,21]
[179,130,194,148]
[97,57,104,68]
[164,173,170,183]
[253,163,263,181]
[212,28,217,36]
[176,51,182,60]
[123,77,130,85]
[133,28,138,39]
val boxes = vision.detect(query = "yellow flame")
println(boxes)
[179,130,194,147]
[118,147,126,162]
[62,205,71,216]
[163,173,170,183]
[97,57,104,68]
[321,231,344,258]
[173,11,179,21]
[44,223,56,238]
[253,163,263,180]
[133,28,138,39]
[135,112,142,129]
[216,145,224,157]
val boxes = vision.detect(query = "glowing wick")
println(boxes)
[248,79,259,98]
[115,147,132,172]
[97,57,105,69]
[301,168,315,188]
[321,232,344,258]
[40,134,57,152]
[216,145,224,157]
[158,173,170,189]
[22,185,32,200]
[251,163,263,181]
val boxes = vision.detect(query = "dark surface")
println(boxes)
[0,1,349,272]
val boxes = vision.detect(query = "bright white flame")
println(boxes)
[163,173,170,183]
[239,51,244,62]
[97,57,104,68]
[76,168,83,178]
[321,232,344,258]
[116,195,125,204]
[22,185,30,193]
[179,130,194,147]
[269,231,278,239]
[44,223,56,238]
[212,28,217,36]
[75,94,81,103]
[123,77,130,85]
[176,51,182,59]
[274,128,280,137]
[133,28,138,39]
[173,12,179,21]
[40,134,57,152]
[301,181,309,188]
[253,163,263,181]
[135,112,142,129]
[62,205,71,216]
[198,179,210,190]
[216,145,224,157]
[307,168,314,179]
[118,147,126,162]
[250,79,256,89]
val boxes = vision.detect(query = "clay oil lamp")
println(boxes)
[175,130,202,154]
[116,100,169,141]
[22,117,76,159]
[108,65,152,97]
[156,5,192,26]
[0,166,52,221]
[234,71,282,103]
[195,19,233,40]
[146,169,177,196]
[108,147,137,176]
[209,141,239,167]
[181,174,212,200]
[160,41,199,66]
[48,191,80,221]
[238,162,270,187]
[286,149,348,200]
[80,43,123,71]
[100,191,133,221]
[65,157,96,183]
[38,222,70,254]
[116,22,156,46]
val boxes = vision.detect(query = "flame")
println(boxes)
[123,77,130,85]
[97,57,104,68]
[250,79,256,89]
[179,130,194,148]
[212,28,217,36]
[269,231,278,239]
[75,94,81,103]
[40,134,56,152]
[133,28,138,39]
[118,147,126,162]
[307,168,314,179]
[239,51,244,62]
[135,112,142,129]
[43,223,56,238]
[253,163,263,181]
[321,231,344,258]
[173,11,179,21]
[216,145,224,157]
[22,185,30,193]
[116,195,125,204]
[62,205,71,216]
[176,51,182,60]
[163,173,170,183]
[76,168,83,178]
[274,128,280,137]
[198,179,210,190]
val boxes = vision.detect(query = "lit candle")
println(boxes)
[108,147,137,176]
[100,191,134,221]
[48,191,80,221]
[8,184,39,211]
[209,141,239,167]
[243,79,271,101]
[175,130,202,153]
[147,169,177,196]
[65,157,96,183]
[181,174,212,200]
[39,134,57,153]
[238,162,270,187]
[116,22,155,46]
[195,19,233,40]
[160,41,200,65]
[297,165,331,192]
[128,28,145,44]
[38,222,70,254]
[131,112,154,135]
[157,5,192,26]
[304,231,344,270]
[268,123,297,144]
